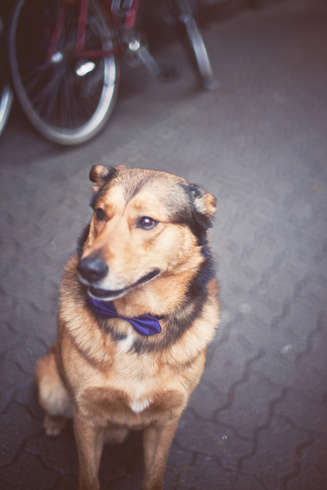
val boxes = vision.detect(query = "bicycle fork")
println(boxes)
[113,0,164,78]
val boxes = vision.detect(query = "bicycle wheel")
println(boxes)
[0,73,13,137]
[184,15,216,88]
[0,18,13,137]
[8,0,119,145]
[170,0,216,88]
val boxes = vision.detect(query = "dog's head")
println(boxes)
[77,165,216,301]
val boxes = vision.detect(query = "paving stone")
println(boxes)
[50,474,77,490]
[0,322,25,358]
[216,371,283,438]
[177,453,238,489]
[8,335,47,375]
[274,389,327,434]
[0,404,41,467]
[241,415,313,488]
[202,336,261,395]
[0,451,57,490]
[14,384,44,420]
[285,463,326,490]
[0,358,31,414]
[175,409,253,471]
[25,426,78,477]
[254,347,327,404]
[187,380,228,420]
[2,302,57,343]
[229,313,307,358]
[295,433,327,484]
[235,473,266,490]
[286,297,326,342]
[165,443,195,490]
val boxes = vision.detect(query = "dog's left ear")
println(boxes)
[89,165,126,189]
[189,184,217,230]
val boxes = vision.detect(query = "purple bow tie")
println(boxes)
[86,297,162,336]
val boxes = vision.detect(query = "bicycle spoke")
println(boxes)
[42,68,64,123]
[31,74,57,107]
[59,70,74,129]
[21,60,52,81]
[71,83,85,128]
[32,66,64,113]
[22,66,51,94]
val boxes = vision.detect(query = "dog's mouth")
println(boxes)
[88,269,161,300]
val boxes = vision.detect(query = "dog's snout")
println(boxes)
[78,256,108,283]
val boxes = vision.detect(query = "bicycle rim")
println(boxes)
[171,0,215,86]
[184,18,216,87]
[9,0,119,145]
[0,77,13,137]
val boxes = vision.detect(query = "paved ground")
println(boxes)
[1,1,327,489]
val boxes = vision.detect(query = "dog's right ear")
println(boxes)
[89,165,126,189]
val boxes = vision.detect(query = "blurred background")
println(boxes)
[1,0,327,488]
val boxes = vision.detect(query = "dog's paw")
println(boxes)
[44,414,66,437]
[104,428,129,445]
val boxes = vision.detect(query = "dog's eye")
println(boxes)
[137,217,157,230]
[95,208,105,221]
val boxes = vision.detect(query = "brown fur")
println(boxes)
[35,166,220,490]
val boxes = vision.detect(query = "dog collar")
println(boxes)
[86,297,162,336]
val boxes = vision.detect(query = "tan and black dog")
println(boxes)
[35,165,220,490]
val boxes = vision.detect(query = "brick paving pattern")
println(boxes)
[1,1,327,489]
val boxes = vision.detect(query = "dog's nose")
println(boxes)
[78,257,108,283]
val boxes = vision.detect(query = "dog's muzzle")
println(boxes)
[77,255,161,300]
[78,256,108,283]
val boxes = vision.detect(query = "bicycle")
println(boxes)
[7,0,215,145]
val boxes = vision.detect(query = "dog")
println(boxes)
[35,165,220,490]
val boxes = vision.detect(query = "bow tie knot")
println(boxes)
[86,297,162,336]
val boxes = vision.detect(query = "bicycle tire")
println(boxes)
[168,0,216,88]
[8,0,119,145]
[0,17,13,137]
[0,76,13,137]
[183,13,216,88]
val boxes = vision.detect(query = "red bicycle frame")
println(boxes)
[46,0,141,62]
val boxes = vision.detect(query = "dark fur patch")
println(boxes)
[90,166,118,185]
[169,183,213,244]
[98,319,128,343]
[124,175,153,203]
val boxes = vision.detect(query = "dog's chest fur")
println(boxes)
[75,354,190,429]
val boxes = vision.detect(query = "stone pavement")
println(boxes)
[1,1,327,489]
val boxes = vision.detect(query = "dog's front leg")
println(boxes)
[142,419,179,490]
[74,409,104,490]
